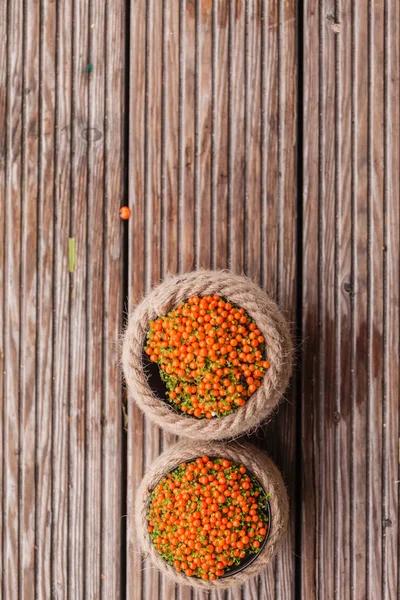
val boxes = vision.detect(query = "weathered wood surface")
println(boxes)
[0,0,125,597]
[127,3,297,600]
[0,0,399,599]
[302,0,399,598]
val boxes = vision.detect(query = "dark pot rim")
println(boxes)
[146,456,271,579]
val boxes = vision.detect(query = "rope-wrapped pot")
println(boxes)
[135,440,289,590]
[122,270,292,440]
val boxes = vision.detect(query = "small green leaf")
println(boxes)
[69,238,76,272]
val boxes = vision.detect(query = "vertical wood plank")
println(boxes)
[243,0,261,283]
[261,0,279,295]
[101,0,125,595]
[228,0,245,272]
[301,0,358,596]
[126,398,144,600]
[20,0,39,595]
[195,0,212,269]
[162,0,180,278]
[143,1,163,599]
[384,0,400,596]
[127,0,147,599]
[335,0,352,597]
[179,0,196,274]
[52,0,72,593]
[176,6,195,600]
[3,0,23,596]
[213,0,229,270]
[145,0,162,295]
[68,0,89,594]
[193,5,212,600]
[159,3,180,598]
[368,0,384,595]
[36,0,56,595]
[129,0,146,310]
[351,1,369,597]
[301,0,320,593]
[258,4,279,598]
[85,0,106,595]
[302,0,399,597]
[242,4,263,599]
[320,0,336,597]
[0,0,7,590]
[269,0,297,595]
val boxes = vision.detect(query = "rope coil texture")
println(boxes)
[135,440,289,590]
[122,270,293,440]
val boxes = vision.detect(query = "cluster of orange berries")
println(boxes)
[148,456,269,579]
[145,295,269,418]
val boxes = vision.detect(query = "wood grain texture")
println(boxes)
[213,1,229,271]
[51,0,72,594]
[228,0,245,273]
[101,0,125,596]
[0,0,7,592]
[85,0,106,594]
[2,0,399,597]
[35,0,56,597]
[127,3,297,600]
[195,0,212,270]
[258,8,280,599]
[68,0,90,593]
[143,2,163,600]
[20,0,39,595]
[0,0,124,597]
[160,3,180,600]
[3,1,23,597]
[301,0,399,598]
[384,1,400,596]
[179,0,196,275]
[126,0,147,598]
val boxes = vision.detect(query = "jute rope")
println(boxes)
[122,270,293,440]
[135,440,289,590]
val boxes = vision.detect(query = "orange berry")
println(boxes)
[119,206,131,219]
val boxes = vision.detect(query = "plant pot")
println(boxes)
[134,440,289,590]
[122,270,292,440]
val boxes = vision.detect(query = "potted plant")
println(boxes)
[135,440,288,590]
[122,270,292,440]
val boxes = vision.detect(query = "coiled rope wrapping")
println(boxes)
[122,270,293,440]
[135,440,289,590]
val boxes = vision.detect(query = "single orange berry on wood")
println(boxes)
[119,206,131,220]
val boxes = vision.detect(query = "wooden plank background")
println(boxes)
[0,0,125,597]
[0,0,399,599]
[302,0,399,599]
[126,2,298,600]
